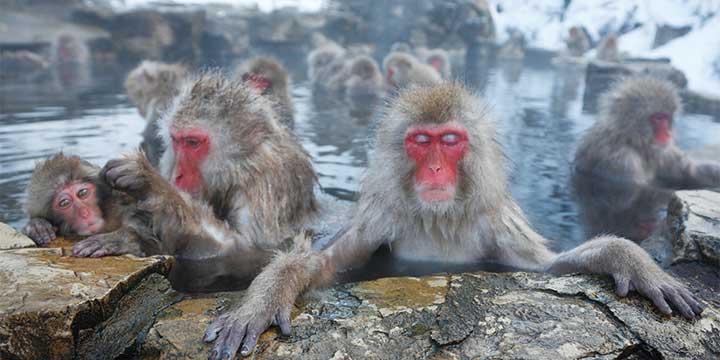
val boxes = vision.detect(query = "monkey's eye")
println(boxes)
[413,134,431,144]
[77,188,89,199]
[185,138,201,148]
[441,133,460,145]
[58,198,71,208]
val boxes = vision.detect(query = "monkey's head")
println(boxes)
[160,71,281,197]
[365,83,507,216]
[427,54,446,73]
[601,76,681,148]
[125,61,188,118]
[240,57,288,95]
[350,56,379,80]
[26,154,109,236]
[309,46,343,72]
[390,42,412,53]
[385,53,415,87]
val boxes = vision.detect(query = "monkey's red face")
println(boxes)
[242,73,270,93]
[429,58,443,72]
[405,124,469,203]
[649,112,672,146]
[53,181,105,236]
[171,128,210,194]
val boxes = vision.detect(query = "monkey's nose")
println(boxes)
[78,207,90,219]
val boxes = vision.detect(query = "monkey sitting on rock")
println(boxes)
[21,153,160,257]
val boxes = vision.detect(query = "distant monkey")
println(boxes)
[99,72,318,261]
[238,57,294,128]
[125,61,189,167]
[344,55,383,100]
[574,77,720,240]
[596,35,620,62]
[565,26,590,57]
[21,153,159,257]
[205,83,704,359]
[498,29,526,60]
[384,52,442,89]
[418,48,452,79]
[307,42,346,88]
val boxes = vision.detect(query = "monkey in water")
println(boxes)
[565,26,591,57]
[596,35,620,63]
[22,153,159,257]
[204,83,704,359]
[97,71,318,263]
[344,55,383,101]
[237,57,294,128]
[125,61,188,167]
[417,47,452,79]
[384,52,442,90]
[573,77,720,241]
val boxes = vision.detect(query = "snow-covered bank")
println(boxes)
[490,0,720,95]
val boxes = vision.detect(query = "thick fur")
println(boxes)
[307,43,346,87]
[573,77,720,240]
[384,53,442,90]
[417,48,452,79]
[236,57,294,128]
[565,26,590,57]
[161,71,317,241]
[23,153,159,255]
[596,35,620,62]
[124,61,188,166]
[344,55,383,100]
[205,83,705,359]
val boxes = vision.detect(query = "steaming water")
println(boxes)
[1,61,719,257]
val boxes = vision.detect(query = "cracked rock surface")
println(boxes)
[0,222,35,250]
[139,272,719,359]
[0,242,176,360]
[667,190,720,267]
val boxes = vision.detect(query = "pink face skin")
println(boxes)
[649,112,672,146]
[404,123,469,203]
[52,181,105,236]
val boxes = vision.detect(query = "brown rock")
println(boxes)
[0,222,35,250]
[0,248,176,360]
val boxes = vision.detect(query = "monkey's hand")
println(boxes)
[72,230,143,258]
[551,237,705,319]
[101,154,156,200]
[203,275,294,359]
[22,218,56,246]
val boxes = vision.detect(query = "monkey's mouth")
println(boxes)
[416,185,456,203]
[76,219,105,236]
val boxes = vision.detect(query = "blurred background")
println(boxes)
[1,0,719,251]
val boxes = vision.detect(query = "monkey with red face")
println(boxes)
[237,57,294,128]
[97,71,318,265]
[22,154,159,257]
[573,77,720,240]
[204,83,704,359]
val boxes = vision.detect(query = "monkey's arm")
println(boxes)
[72,227,146,257]
[658,148,720,189]
[21,217,56,245]
[204,228,383,359]
[101,153,256,256]
[546,236,704,319]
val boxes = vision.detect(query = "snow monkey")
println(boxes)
[22,153,160,257]
[124,60,189,167]
[384,52,442,90]
[574,76,720,240]
[90,71,319,262]
[238,57,294,128]
[204,83,704,359]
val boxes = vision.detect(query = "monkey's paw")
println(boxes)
[101,155,152,198]
[613,268,705,320]
[204,291,292,359]
[22,218,56,246]
[72,233,131,258]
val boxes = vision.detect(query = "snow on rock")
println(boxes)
[490,0,720,94]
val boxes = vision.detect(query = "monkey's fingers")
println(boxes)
[678,289,705,316]
[641,286,673,316]
[240,317,272,357]
[73,239,102,257]
[613,276,630,297]
[661,285,695,319]
[100,159,126,185]
[274,309,292,336]
[203,314,229,343]
[209,318,246,360]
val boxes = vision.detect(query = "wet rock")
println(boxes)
[667,190,720,267]
[681,90,720,119]
[0,222,35,250]
[0,248,176,360]
[653,24,692,49]
[583,60,687,113]
[140,272,720,359]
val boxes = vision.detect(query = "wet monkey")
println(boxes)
[384,52,442,90]
[204,83,704,359]
[565,26,590,57]
[418,48,452,79]
[574,77,720,240]
[344,55,383,100]
[237,57,294,128]
[22,153,159,257]
[596,35,620,62]
[99,71,318,261]
[125,61,188,167]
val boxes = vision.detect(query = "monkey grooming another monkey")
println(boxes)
[125,61,188,167]
[204,83,704,359]
[22,153,159,257]
[384,52,442,90]
[573,77,720,241]
[99,71,318,261]
[237,57,294,128]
